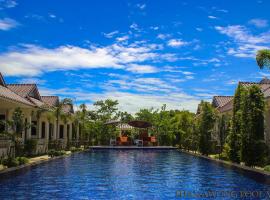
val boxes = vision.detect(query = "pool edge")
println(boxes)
[0,150,90,175]
[178,149,270,177]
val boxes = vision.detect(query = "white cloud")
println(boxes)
[167,39,188,47]
[116,35,129,42]
[48,13,56,18]
[42,87,199,113]
[217,9,228,13]
[215,25,270,44]
[157,33,171,40]
[98,92,199,113]
[0,42,174,76]
[0,0,17,9]
[196,27,203,32]
[208,15,217,19]
[150,26,159,30]
[215,25,270,58]
[130,23,141,32]
[107,77,178,93]
[126,64,158,74]
[248,18,268,28]
[103,30,119,38]
[136,3,146,10]
[0,18,18,30]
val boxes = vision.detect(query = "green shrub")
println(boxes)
[70,146,84,153]
[24,139,37,156]
[2,157,19,168]
[264,165,270,172]
[17,157,29,165]
[15,140,24,157]
[48,150,66,157]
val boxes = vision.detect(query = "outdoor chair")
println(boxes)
[117,136,130,145]
[150,136,157,146]
[110,138,116,146]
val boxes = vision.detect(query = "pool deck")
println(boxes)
[90,146,177,150]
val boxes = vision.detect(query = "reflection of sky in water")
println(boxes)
[0,150,269,199]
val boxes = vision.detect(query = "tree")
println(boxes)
[217,114,231,154]
[227,85,243,163]
[90,99,119,145]
[241,85,266,166]
[198,101,216,155]
[52,98,73,140]
[256,49,270,69]
[171,111,195,149]
[6,108,30,156]
[75,104,89,142]
[117,111,133,123]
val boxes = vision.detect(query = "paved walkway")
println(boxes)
[29,155,50,164]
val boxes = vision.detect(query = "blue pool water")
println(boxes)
[0,150,269,199]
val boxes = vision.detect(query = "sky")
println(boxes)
[0,0,270,113]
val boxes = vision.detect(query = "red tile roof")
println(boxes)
[0,73,6,87]
[0,85,34,106]
[41,96,59,107]
[62,104,74,114]
[239,82,270,97]
[212,96,233,108]
[0,74,73,111]
[214,79,270,113]
[27,96,46,108]
[7,84,41,100]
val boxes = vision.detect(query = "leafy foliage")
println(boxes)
[48,150,66,157]
[227,85,243,163]
[226,84,267,166]
[256,49,270,69]
[197,101,216,155]
[24,139,38,156]
[240,85,266,166]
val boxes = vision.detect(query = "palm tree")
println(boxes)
[256,49,270,69]
[77,104,88,143]
[52,98,73,140]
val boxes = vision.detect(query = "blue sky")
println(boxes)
[0,0,270,113]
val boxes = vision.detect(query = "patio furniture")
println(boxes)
[117,136,130,146]
[150,136,157,146]
[135,139,143,146]
[110,138,116,146]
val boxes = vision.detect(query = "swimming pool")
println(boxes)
[0,150,269,199]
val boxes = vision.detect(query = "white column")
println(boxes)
[53,119,57,140]
[45,121,49,141]
[76,125,79,141]
[63,124,67,140]
[69,124,72,141]
[38,119,42,139]
[27,115,32,140]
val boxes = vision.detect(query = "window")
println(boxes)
[31,121,37,136]
[0,114,5,133]
[41,122,46,138]
[59,125,64,139]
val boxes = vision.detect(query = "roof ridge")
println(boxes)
[213,95,233,97]
[0,72,6,87]
[7,83,36,86]
[0,85,34,107]
[239,81,257,84]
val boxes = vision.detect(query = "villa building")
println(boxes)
[0,73,79,157]
[211,78,270,146]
